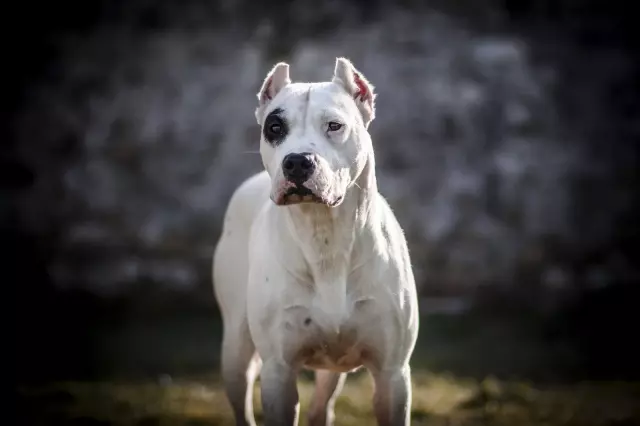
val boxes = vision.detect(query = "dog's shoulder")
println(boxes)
[373,192,404,235]
[222,170,271,231]
[371,191,412,269]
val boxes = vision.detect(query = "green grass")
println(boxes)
[17,373,640,425]
[16,309,640,425]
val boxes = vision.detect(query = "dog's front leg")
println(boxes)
[371,365,412,426]
[260,358,300,426]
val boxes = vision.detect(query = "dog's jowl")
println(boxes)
[213,57,419,426]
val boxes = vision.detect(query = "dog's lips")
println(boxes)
[274,183,340,206]
[282,185,324,205]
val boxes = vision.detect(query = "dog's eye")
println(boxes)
[263,109,288,145]
[327,122,343,132]
[265,116,285,137]
[269,123,282,134]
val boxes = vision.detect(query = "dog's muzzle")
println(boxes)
[278,152,320,205]
[272,152,344,207]
[273,152,344,207]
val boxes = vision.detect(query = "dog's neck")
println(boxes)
[283,151,377,258]
[282,152,378,329]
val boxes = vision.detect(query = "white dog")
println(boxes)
[213,57,419,426]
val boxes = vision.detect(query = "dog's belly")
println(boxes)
[299,330,367,373]
[282,303,379,372]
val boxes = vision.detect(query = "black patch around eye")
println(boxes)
[263,108,288,146]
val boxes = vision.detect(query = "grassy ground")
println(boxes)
[16,309,640,425]
[17,373,640,426]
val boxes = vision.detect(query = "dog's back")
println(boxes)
[213,170,270,320]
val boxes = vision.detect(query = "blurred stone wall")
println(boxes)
[11,1,638,301]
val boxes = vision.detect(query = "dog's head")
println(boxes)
[254,58,376,207]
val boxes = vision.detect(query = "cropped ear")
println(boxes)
[255,62,291,123]
[332,57,376,127]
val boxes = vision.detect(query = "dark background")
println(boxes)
[8,0,639,424]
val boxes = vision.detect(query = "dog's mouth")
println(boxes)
[281,185,324,205]
[278,185,342,206]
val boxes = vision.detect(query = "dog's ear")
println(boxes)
[332,57,376,127]
[255,62,291,123]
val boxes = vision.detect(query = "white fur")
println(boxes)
[213,57,419,426]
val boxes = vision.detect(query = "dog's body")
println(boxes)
[213,58,419,426]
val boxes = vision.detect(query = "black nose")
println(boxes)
[282,152,316,183]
